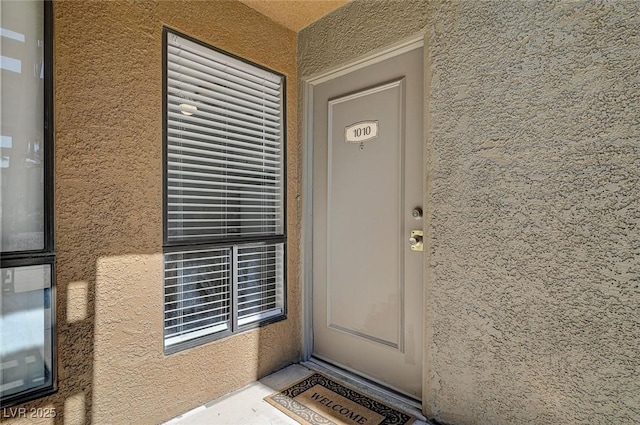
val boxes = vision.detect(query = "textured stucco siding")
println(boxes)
[426,2,639,424]
[298,0,427,78]
[300,1,640,424]
[2,2,300,424]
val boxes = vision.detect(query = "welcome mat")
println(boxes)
[265,372,416,425]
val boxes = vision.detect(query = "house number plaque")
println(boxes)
[345,121,379,145]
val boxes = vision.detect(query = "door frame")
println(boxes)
[301,31,427,405]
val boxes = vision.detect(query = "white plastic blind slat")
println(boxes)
[168,177,280,190]
[167,81,280,118]
[167,54,281,101]
[165,274,228,286]
[167,105,280,138]
[168,187,279,197]
[167,135,281,159]
[167,70,281,110]
[165,299,229,315]
[164,312,229,330]
[168,231,277,239]
[167,94,280,130]
[165,270,229,282]
[164,286,230,297]
[168,151,281,172]
[172,225,278,232]
[168,161,278,179]
[164,252,228,264]
[168,202,281,209]
[168,211,280,216]
[166,45,280,89]
[168,131,281,155]
[168,170,281,185]
[167,146,281,168]
[166,48,281,94]
[167,101,279,135]
[168,194,280,204]
[166,41,281,86]
[167,111,281,142]
[167,113,280,145]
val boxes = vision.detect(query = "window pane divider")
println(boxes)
[231,245,239,333]
[163,235,286,252]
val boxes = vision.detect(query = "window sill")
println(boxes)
[163,313,288,356]
[1,386,57,409]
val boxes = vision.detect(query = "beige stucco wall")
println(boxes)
[300,1,640,424]
[2,1,300,424]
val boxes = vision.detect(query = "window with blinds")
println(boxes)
[163,29,286,353]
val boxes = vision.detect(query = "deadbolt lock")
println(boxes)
[409,230,424,251]
[412,208,423,220]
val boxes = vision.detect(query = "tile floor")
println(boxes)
[164,363,432,425]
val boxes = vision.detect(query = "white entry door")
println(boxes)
[312,46,424,399]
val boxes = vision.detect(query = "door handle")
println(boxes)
[409,230,423,251]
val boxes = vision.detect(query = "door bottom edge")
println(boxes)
[303,356,424,416]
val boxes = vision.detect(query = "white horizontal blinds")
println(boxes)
[164,247,231,347]
[166,33,284,242]
[163,32,286,350]
[237,243,284,326]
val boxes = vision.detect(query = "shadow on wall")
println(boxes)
[6,250,299,425]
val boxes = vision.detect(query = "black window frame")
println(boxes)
[161,27,287,354]
[0,0,56,407]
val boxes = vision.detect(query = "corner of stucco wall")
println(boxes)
[420,18,439,421]
[0,2,301,425]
